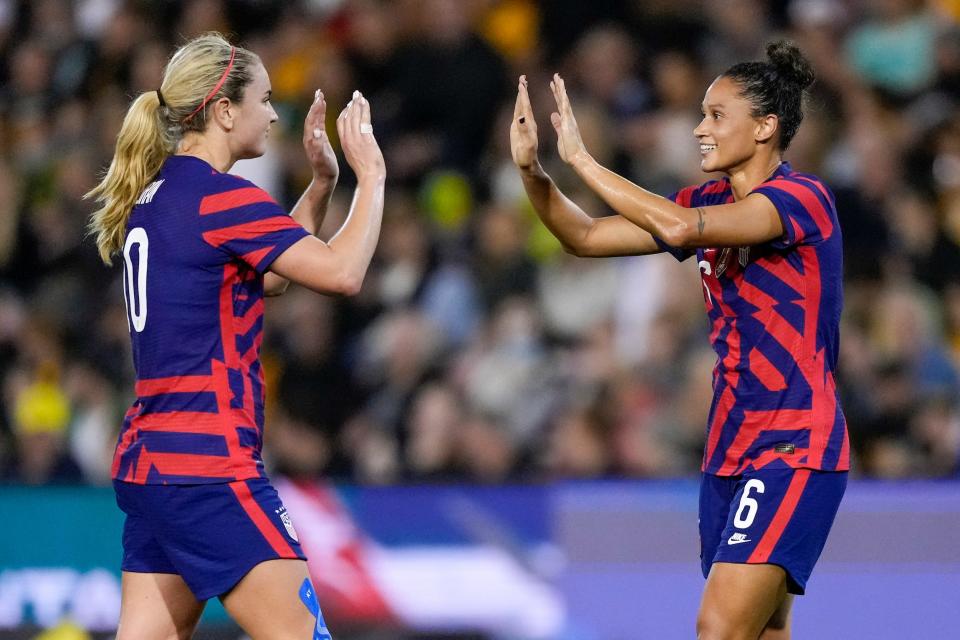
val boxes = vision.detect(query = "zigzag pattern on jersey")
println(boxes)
[114,180,305,484]
[199,184,304,272]
[663,164,849,476]
[113,265,266,483]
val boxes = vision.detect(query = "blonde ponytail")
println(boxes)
[86,90,173,264]
[85,32,259,265]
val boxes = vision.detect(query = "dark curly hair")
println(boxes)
[722,41,815,151]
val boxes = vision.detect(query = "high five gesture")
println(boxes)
[510,75,539,171]
[302,89,339,187]
[510,73,590,171]
[510,42,845,640]
[509,74,662,258]
[337,90,385,183]
[548,73,589,166]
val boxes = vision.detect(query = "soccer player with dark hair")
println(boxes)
[511,41,847,639]
[86,33,385,638]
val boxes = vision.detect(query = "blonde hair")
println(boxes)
[85,33,260,264]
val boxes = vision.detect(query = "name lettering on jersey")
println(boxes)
[136,179,165,205]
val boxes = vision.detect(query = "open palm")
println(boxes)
[549,74,588,165]
[510,75,539,171]
[303,89,339,184]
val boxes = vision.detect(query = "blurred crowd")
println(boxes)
[2,0,960,486]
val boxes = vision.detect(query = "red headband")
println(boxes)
[184,46,236,122]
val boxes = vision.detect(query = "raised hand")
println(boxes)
[303,89,339,185]
[510,75,540,171]
[549,73,588,166]
[337,90,386,183]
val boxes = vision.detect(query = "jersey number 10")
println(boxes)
[123,227,149,333]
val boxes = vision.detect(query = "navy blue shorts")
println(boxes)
[699,467,846,595]
[114,478,307,601]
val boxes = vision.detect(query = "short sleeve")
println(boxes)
[655,186,697,263]
[198,179,310,273]
[751,177,836,250]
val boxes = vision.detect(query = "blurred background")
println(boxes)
[1,0,960,638]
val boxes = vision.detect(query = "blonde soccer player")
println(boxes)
[87,33,385,639]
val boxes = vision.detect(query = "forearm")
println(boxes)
[290,177,336,236]
[326,174,386,290]
[572,154,695,247]
[264,179,337,295]
[520,163,595,255]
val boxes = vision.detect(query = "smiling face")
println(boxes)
[694,75,773,175]
[228,61,277,160]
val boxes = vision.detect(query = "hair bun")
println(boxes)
[766,40,815,90]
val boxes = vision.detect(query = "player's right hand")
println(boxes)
[337,91,385,183]
[549,73,589,167]
[303,88,339,186]
[510,75,539,172]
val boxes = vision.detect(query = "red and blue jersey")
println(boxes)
[112,155,309,485]
[657,162,849,476]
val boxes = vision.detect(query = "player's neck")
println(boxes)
[726,154,782,201]
[177,133,235,173]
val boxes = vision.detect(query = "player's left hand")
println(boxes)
[303,89,339,186]
[549,73,589,166]
[510,75,540,171]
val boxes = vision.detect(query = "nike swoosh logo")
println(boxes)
[727,538,752,545]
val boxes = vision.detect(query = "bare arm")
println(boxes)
[262,179,337,295]
[571,156,783,248]
[548,74,784,249]
[269,92,386,296]
[264,90,341,295]
[511,76,661,257]
[520,164,661,257]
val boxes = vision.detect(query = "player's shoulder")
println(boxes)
[190,170,281,220]
[694,178,730,196]
[162,156,269,197]
[670,178,730,206]
[766,169,838,214]
[209,172,279,204]
[206,170,261,194]
[156,157,284,227]
[770,166,833,194]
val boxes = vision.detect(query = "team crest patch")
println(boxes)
[276,506,299,542]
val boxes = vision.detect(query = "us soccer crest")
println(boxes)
[714,246,751,277]
[276,506,300,542]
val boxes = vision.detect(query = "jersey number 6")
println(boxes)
[123,227,149,333]
[733,479,765,529]
[698,259,713,305]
